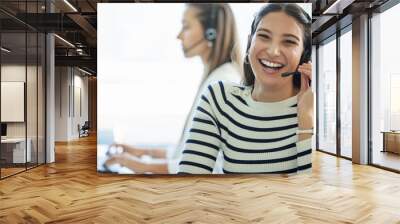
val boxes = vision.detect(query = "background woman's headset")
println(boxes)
[183,4,219,54]
[204,5,218,43]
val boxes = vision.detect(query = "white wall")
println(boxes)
[1,65,37,138]
[1,66,26,138]
[55,66,69,141]
[73,73,89,137]
[1,63,46,163]
[55,66,89,141]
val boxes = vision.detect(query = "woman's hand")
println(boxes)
[108,143,143,157]
[105,152,147,173]
[105,152,169,174]
[297,61,314,136]
[108,143,167,159]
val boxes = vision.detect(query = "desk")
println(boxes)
[381,131,400,154]
[97,144,134,174]
[1,138,31,163]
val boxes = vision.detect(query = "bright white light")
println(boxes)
[54,34,75,48]
[1,47,11,53]
[78,67,92,76]
[63,0,78,12]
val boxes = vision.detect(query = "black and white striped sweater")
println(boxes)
[178,81,312,174]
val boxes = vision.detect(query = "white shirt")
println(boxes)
[167,62,242,173]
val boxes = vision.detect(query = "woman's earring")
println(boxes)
[207,41,213,48]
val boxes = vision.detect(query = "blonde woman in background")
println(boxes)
[106,3,242,174]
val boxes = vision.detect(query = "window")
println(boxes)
[0,1,46,179]
[318,36,337,154]
[390,74,400,130]
[371,2,400,171]
[339,28,352,158]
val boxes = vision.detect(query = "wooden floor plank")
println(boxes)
[0,135,400,223]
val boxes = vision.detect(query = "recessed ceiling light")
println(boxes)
[1,47,11,53]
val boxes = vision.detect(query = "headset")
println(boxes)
[299,37,311,64]
[183,5,219,54]
[289,9,312,85]
[297,7,312,65]
[204,5,218,42]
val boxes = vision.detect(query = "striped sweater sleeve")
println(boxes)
[178,87,221,174]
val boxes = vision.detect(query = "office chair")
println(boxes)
[79,121,90,138]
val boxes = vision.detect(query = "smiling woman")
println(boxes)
[178,3,313,174]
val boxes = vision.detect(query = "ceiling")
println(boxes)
[0,0,392,75]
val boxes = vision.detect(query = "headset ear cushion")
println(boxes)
[205,28,217,42]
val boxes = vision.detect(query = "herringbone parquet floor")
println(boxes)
[1,135,400,224]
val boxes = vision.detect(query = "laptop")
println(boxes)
[97,129,134,174]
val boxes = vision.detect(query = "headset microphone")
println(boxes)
[281,71,300,77]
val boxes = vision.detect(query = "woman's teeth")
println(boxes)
[259,59,284,70]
